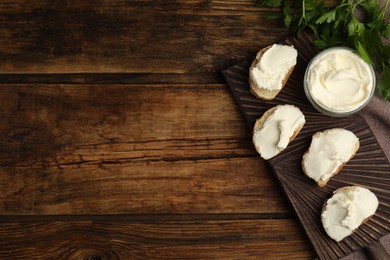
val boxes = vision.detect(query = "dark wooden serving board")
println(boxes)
[223,32,390,260]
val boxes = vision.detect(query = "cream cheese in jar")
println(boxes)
[304,47,375,116]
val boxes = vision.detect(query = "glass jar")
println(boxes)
[304,47,375,117]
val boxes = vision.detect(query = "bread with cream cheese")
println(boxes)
[253,104,305,160]
[249,44,297,100]
[321,186,378,242]
[302,128,359,187]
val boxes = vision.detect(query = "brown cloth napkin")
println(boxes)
[341,92,390,259]
[359,92,390,160]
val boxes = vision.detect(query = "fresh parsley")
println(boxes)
[257,0,390,102]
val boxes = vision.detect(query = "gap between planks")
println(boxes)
[0,213,295,223]
[0,73,225,85]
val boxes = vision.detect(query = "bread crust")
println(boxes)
[249,45,296,100]
[302,128,360,187]
[253,105,305,159]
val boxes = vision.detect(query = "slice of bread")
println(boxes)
[321,186,379,242]
[302,128,359,187]
[249,45,297,100]
[253,104,305,160]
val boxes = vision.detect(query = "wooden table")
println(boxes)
[0,1,316,258]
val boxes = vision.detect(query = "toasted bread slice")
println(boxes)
[302,128,359,187]
[321,186,378,242]
[249,44,297,100]
[253,104,305,160]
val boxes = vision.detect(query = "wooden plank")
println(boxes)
[0,84,288,214]
[0,157,287,215]
[0,0,287,74]
[0,84,249,149]
[0,219,314,259]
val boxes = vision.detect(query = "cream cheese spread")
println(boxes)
[250,44,298,90]
[253,105,305,160]
[321,186,379,242]
[306,48,374,113]
[302,128,359,183]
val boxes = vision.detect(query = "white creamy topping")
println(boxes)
[250,44,298,90]
[306,48,374,112]
[253,105,305,160]
[303,129,358,182]
[321,186,379,242]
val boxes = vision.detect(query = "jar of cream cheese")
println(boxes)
[304,47,375,117]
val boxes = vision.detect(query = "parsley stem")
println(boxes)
[298,0,306,27]
[380,0,390,21]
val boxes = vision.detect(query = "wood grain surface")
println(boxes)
[0,0,286,74]
[0,0,348,259]
[0,219,314,259]
[0,84,292,215]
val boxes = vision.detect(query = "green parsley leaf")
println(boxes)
[363,0,379,14]
[257,0,283,7]
[264,13,283,20]
[304,0,319,11]
[382,45,390,56]
[283,2,293,28]
[377,67,390,100]
[383,23,390,38]
[313,39,328,49]
[348,18,365,36]
[316,10,336,24]
[305,11,318,23]
[284,11,292,28]
[355,41,373,64]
